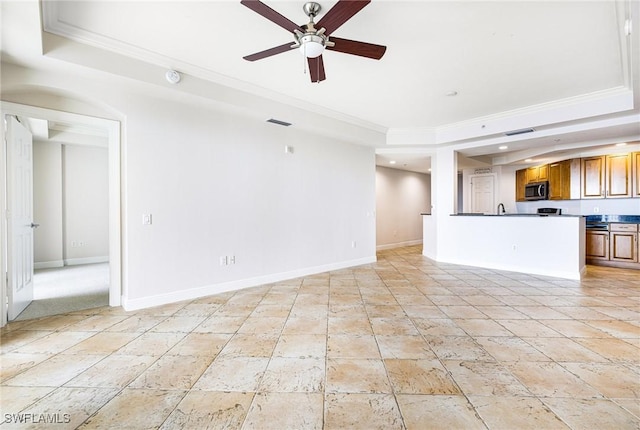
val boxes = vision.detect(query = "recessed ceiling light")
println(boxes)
[616,142,627,147]
[499,145,508,150]
[389,160,396,164]
[525,158,533,162]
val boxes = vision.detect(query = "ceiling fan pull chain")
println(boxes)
[303,44,308,75]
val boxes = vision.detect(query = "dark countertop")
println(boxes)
[451,213,583,217]
[586,215,640,223]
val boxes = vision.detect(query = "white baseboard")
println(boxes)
[440,257,584,281]
[122,255,377,312]
[64,256,109,266]
[377,240,423,251]
[34,260,64,270]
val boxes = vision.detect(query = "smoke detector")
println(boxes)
[165,70,181,84]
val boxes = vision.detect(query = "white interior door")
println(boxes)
[6,115,35,320]
[470,175,495,214]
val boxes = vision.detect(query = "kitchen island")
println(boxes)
[423,213,586,280]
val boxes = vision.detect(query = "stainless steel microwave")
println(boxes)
[525,181,549,200]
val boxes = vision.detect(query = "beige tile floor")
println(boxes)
[1,246,639,429]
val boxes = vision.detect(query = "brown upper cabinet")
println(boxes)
[548,160,571,200]
[581,153,632,199]
[515,169,527,201]
[581,156,605,198]
[526,164,548,183]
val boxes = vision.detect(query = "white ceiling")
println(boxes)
[2,1,640,173]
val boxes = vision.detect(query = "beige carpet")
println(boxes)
[14,263,110,321]
[14,293,109,321]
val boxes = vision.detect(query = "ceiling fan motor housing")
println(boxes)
[303,2,322,18]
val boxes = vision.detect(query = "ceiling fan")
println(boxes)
[241,0,386,83]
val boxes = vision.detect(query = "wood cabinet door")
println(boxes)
[516,169,527,201]
[537,164,549,181]
[610,231,638,262]
[526,165,549,183]
[606,153,631,198]
[548,160,574,200]
[586,231,609,260]
[548,162,562,200]
[633,152,640,197]
[582,156,605,198]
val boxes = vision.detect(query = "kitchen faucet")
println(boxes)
[497,203,506,215]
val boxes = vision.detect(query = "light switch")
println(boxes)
[142,214,152,225]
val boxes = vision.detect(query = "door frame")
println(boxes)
[1,102,121,326]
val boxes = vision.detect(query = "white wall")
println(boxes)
[63,144,109,264]
[33,141,63,267]
[1,62,377,309]
[376,166,431,249]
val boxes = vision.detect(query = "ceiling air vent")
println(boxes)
[504,128,535,136]
[267,118,292,127]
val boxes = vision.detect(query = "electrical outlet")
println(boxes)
[593,207,600,213]
[142,214,152,225]
[219,256,228,266]
[351,241,357,248]
[229,255,236,265]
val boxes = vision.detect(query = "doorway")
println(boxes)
[1,102,121,327]
[18,137,110,320]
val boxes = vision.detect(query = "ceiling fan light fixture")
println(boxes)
[299,34,325,58]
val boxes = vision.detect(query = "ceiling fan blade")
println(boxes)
[243,42,295,61]
[240,0,302,33]
[316,0,370,35]
[327,37,386,60]
[308,56,326,83]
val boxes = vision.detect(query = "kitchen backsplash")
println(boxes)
[516,198,640,215]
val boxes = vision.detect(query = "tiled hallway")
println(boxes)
[1,246,639,429]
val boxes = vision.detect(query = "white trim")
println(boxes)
[1,115,7,327]
[0,102,122,327]
[64,256,109,266]
[34,260,64,270]
[376,240,423,251]
[122,256,377,312]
